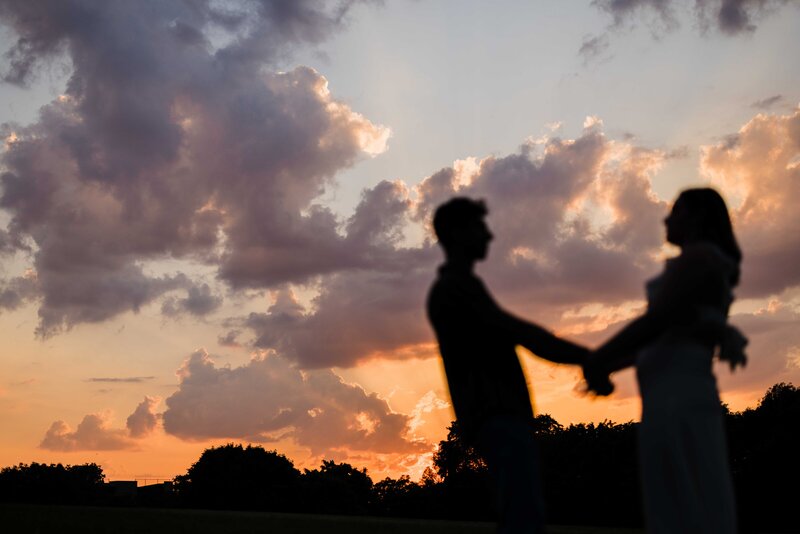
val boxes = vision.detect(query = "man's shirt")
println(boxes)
[427,263,534,436]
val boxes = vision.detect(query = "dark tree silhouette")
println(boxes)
[174,443,300,511]
[538,419,642,527]
[372,475,423,516]
[431,421,488,481]
[726,382,800,532]
[301,460,374,515]
[427,415,641,525]
[427,420,494,521]
[0,462,104,505]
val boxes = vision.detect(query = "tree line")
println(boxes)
[1,382,797,531]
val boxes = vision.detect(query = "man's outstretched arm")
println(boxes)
[471,297,588,364]
[503,311,589,364]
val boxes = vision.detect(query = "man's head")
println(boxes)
[432,197,493,261]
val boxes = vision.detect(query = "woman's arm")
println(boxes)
[588,314,660,374]
[590,244,720,374]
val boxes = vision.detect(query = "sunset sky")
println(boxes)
[1,0,799,483]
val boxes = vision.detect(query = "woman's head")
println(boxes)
[666,188,742,281]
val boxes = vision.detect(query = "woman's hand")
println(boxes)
[719,324,748,371]
[582,355,615,397]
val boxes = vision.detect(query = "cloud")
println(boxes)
[0,271,38,311]
[701,0,792,35]
[578,34,611,64]
[0,0,389,336]
[585,0,795,63]
[39,413,133,451]
[40,395,165,449]
[9,378,37,386]
[592,0,679,35]
[726,299,800,386]
[593,0,791,34]
[161,282,222,318]
[126,396,160,438]
[86,376,155,383]
[162,349,427,455]
[217,329,242,347]
[751,94,784,110]
[700,106,800,297]
[240,122,670,368]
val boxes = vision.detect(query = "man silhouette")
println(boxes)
[427,198,588,533]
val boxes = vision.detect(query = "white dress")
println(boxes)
[635,247,738,534]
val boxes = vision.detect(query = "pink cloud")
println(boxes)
[126,396,161,438]
[40,414,134,452]
[701,106,800,297]
[162,349,427,455]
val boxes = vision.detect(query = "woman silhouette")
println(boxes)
[584,188,746,533]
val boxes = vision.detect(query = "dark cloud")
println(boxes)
[666,145,690,159]
[126,396,160,438]
[161,282,222,318]
[0,272,38,311]
[586,0,794,62]
[217,329,242,347]
[0,0,389,336]
[751,94,783,110]
[704,0,791,34]
[578,34,611,64]
[162,349,426,455]
[592,0,679,34]
[86,376,155,383]
[0,225,27,254]
[593,0,791,34]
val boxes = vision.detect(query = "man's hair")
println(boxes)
[432,197,488,247]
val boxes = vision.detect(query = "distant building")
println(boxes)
[104,480,175,507]
[105,480,137,504]
[138,481,174,506]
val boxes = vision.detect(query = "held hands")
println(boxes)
[580,354,615,397]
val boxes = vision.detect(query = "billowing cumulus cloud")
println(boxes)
[40,396,163,450]
[0,0,388,336]
[162,349,427,455]
[242,123,669,368]
[40,414,134,451]
[126,396,161,438]
[700,106,800,297]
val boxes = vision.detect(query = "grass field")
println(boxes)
[1,504,643,533]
